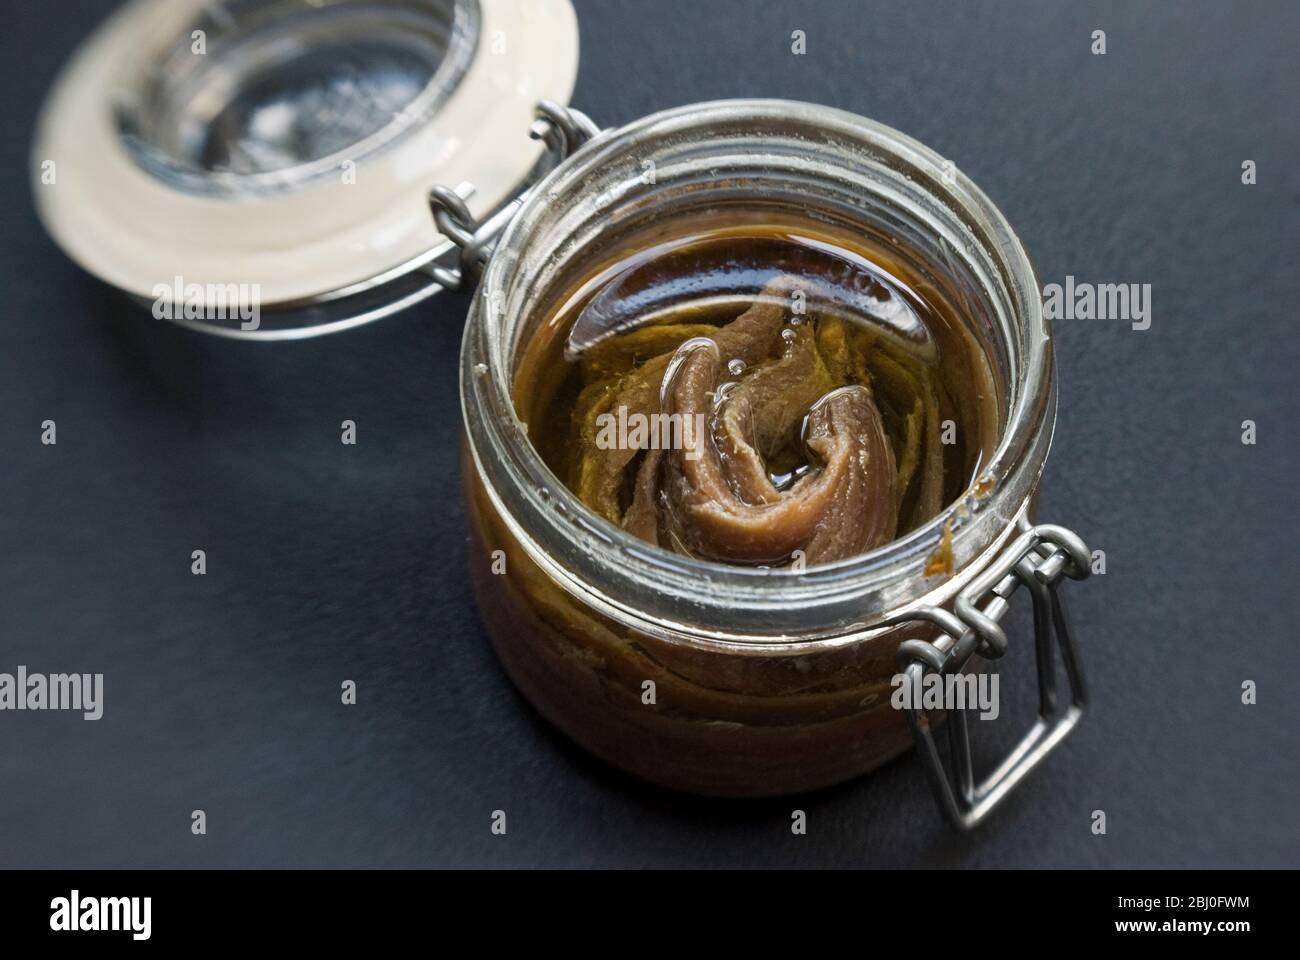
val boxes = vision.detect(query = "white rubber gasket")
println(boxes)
[31,0,579,309]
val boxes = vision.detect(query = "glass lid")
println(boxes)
[31,0,580,338]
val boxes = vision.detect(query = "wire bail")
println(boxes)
[882,522,1092,830]
[427,101,600,292]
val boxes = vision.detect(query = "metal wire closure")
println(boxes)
[881,522,1092,830]
[427,100,600,292]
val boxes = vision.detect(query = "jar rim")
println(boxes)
[462,99,1055,643]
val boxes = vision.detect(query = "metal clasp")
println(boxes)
[427,101,600,292]
[882,522,1092,830]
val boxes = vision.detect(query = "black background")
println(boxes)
[1,0,1296,868]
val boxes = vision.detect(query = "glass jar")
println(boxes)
[461,100,1092,822]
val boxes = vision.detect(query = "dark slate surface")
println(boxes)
[1,0,1296,868]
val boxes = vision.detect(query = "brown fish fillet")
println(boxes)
[573,274,903,566]
[662,340,897,564]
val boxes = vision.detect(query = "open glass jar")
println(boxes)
[33,0,1092,828]
[460,100,1092,823]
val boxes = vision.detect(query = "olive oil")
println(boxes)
[514,216,999,566]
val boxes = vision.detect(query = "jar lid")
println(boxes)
[31,0,579,339]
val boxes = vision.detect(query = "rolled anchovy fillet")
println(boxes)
[572,274,948,566]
